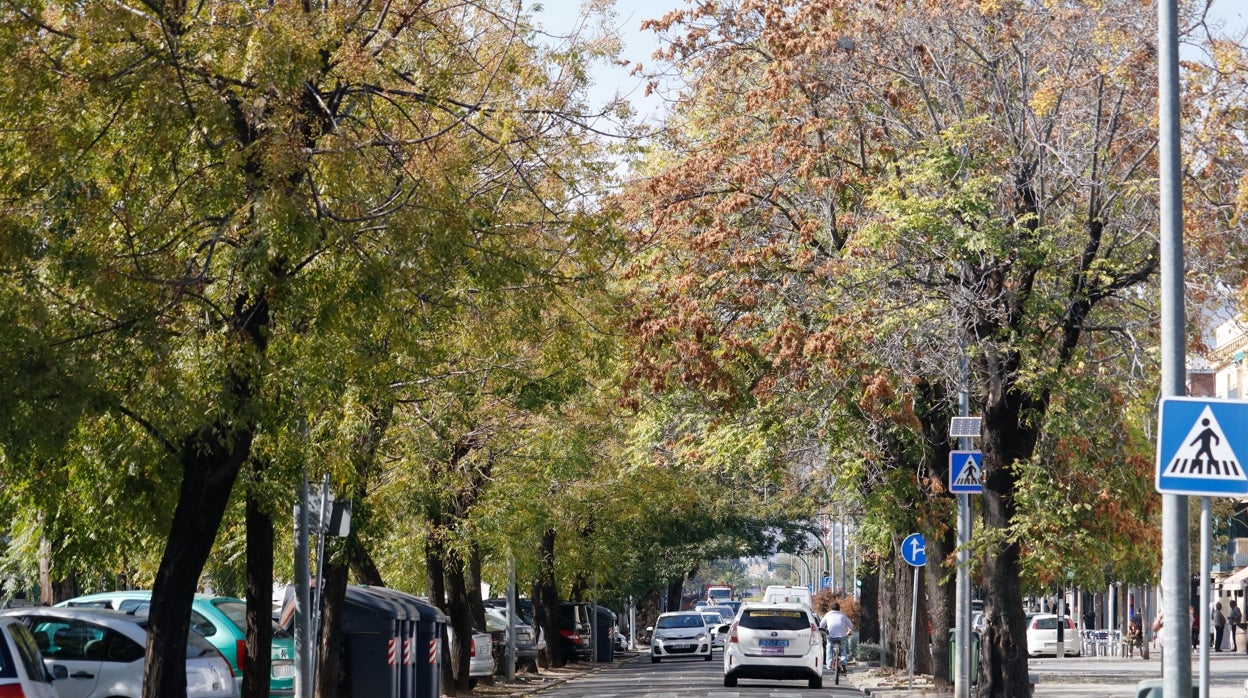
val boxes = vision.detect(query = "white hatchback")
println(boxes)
[1025,613,1080,657]
[649,611,712,662]
[723,602,823,689]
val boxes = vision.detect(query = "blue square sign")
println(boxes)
[950,451,983,494]
[1156,397,1248,497]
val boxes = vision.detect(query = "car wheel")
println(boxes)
[651,655,660,663]
[810,675,823,689]
[724,674,738,688]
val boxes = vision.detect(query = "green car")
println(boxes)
[57,590,295,695]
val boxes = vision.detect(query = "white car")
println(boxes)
[0,607,238,698]
[649,611,712,662]
[761,584,814,608]
[0,617,59,698]
[723,601,823,689]
[700,611,727,650]
[1025,613,1080,657]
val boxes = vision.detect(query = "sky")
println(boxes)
[537,0,1248,125]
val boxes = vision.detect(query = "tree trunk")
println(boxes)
[143,425,252,698]
[977,385,1040,698]
[536,528,562,668]
[38,536,77,605]
[243,478,274,698]
[858,558,880,643]
[467,541,486,627]
[925,524,956,690]
[445,550,474,693]
[665,578,684,613]
[314,543,349,698]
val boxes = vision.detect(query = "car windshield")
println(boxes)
[656,615,705,629]
[738,609,809,631]
[701,614,723,625]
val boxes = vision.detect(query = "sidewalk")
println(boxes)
[851,651,1248,697]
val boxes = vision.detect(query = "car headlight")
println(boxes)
[697,633,707,641]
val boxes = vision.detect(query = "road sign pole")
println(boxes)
[1158,0,1190,695]
[910,565,919,691]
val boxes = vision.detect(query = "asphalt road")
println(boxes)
[497,648,1248,697]
[528,651,865,697]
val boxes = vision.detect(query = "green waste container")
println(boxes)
[949,629,979,685]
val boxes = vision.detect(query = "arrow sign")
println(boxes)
[950,451,983,494]
[1156,397,1248,497]
[901,533,926,567]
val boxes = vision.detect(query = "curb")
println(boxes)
[466,652,644,697]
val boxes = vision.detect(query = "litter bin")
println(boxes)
[341,586,409,698]
[592,605,616,662]
[355,586,445,698]
[949,629,979,685]
[408,595,445,698]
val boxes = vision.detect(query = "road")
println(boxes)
[527,653,865,697]
[500,650,1248,698]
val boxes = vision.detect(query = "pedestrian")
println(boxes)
[1230,599,1242,652]
[1192,605,1199,650]
[1126,617,1143,658]
[1083,608,1095,630]
[1214,602,1228,651]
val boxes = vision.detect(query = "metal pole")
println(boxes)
[294,475,312,698]
[1200,498,1211,697]
[506,553,516,681]
[954,348,972,698]
[311,474,330,684]
[1159,0,1191,694]
[909,565,919,690]
[840,515,847,597]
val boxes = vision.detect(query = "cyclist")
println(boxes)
[820,602,854,673]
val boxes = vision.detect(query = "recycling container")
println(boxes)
[593,605,616,662]
[949,629,979,685]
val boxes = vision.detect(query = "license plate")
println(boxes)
[669,642,690,649]
[759,639,789,647]
[272,662,295,679]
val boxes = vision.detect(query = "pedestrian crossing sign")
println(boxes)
[1156,397,1248,497]
[950,450,983,494]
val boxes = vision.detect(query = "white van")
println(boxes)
[761,585,813,607]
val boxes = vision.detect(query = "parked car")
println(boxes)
[0,607,237,698]
[483,599,545,657]
[59,589,295,695]
[0,617,58,698]
[649,611,712,663]
[723,601,823,689]
[483,607,539,671]
[1025,613,1080,657]
[445,625,495,687]
[555,602,592,662]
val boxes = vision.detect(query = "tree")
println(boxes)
[620,1,1240,695]
[0,1,626,696]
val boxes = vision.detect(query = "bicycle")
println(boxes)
[828,636,846,685]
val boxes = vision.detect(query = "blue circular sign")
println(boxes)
[901,533,927,567]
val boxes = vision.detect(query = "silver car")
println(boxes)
[0,607,237,698]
